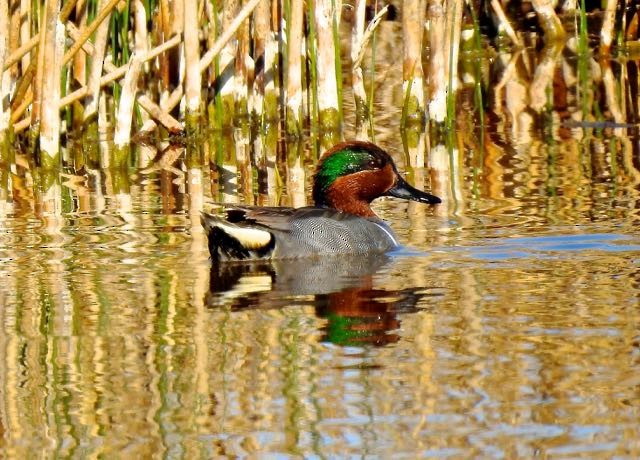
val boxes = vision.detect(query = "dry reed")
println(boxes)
[0,0,633,168]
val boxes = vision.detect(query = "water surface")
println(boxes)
[2,176,640,457]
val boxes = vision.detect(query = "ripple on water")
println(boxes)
[438,228,640,263]
[1,192,640,457]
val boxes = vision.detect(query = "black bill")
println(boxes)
[385,176,441,204]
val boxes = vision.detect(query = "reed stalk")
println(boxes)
[350,0,367,124]
[199,0,262,73]
[0,0,9,140]
[351,1,389,132]
[402,0,426,126]
[252,0,278,122]
[600,0,617,55]
[19,0,31,71]
[367,1,380,132]
[84,0,111,123]
[132,0,149,129]
[445,0,462,131]
[314,0,341,131]
[56,33,182,134]
[12,0,121,128]
[3,0,78,72]
[215,1,239,128]
[490,0,522,47]
[427,0,462,130]
[72,0,88,88]
[203,0,217,88]
[38,0,64,167]
[530,0,566,41]
[306,0,319,128]
[577,0,590,118]
[332,0,343,125]
[64,0,121,67]
[138,91,183,133]
[286,140,306,207]
[235,3,250,121]
[168,0,183,93]
[133,0,148,56]
[427,0,447,124]
[114,53,142,155]
[158,0,172,91]
[8,0,21,83]
[252,0,267,119]
[285,0,304,136]
[184,0,201,122]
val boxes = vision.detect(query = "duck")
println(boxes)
[201,141,441,261]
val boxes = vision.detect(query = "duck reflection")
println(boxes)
[206,254,424,346]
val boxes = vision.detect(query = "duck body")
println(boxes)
[202,141,441,262]
[202,206,400,261]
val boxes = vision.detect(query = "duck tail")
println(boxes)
[200,212,275,261]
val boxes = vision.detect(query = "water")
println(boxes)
[2,170,640,456]
[3,33,640,459]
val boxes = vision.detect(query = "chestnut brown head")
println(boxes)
[313,141,441,216]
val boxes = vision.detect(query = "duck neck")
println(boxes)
[319,183,377,217]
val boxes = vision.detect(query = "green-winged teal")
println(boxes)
[201,141,441,261]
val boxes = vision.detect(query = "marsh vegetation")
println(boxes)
[1,1,640,457]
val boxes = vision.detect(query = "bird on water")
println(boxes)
[201,141,441,261]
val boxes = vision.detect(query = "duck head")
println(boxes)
[313,141,441,217]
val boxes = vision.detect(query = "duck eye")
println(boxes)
[367,159,379,169]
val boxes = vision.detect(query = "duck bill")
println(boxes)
[386,177,441,204]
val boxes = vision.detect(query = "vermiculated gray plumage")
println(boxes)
[201,206,400,261]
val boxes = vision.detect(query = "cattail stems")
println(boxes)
[427,0,462,128]
[351,0,367,122]
[133,0,148,56]
[114,53,142,152]
[252,0,271,120]
[84,0,111,122]
[8,0,20,83]
[3,0,77,73]
[132,0,150,131]
[0,0,9,139]
[19,0,31,71]
[352,4,387,136]
[236,7,251,120]
[445,0,463,128]
[217,2,239,127]
[490,0,523,47]
[286,0,304,135]
[531,0,566,41]
[199,0,262,73]
[184,0,201,118]
[38,1,64,166]
[428,0,446,124]
[19,0,120,131]
[138,93,183,132]
[314,0,341,131]
[600,0,617,54]
[402,0,426,126]
[63,0,122,68]
[72,0,88,87]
